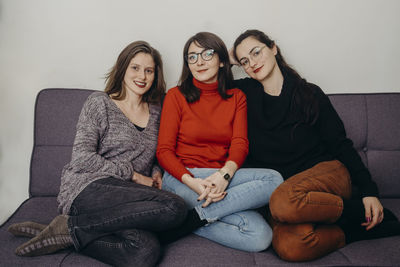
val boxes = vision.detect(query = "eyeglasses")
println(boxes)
[239,46,266,69]
[186,49,215,64]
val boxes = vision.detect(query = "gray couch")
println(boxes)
[1,88,399,266]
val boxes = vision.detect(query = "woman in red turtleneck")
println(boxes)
[156,32,283,252]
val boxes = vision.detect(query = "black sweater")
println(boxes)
[234,74,378,198]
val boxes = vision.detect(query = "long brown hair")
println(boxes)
[105,41,166,104]
[179,32,233,103]
[233,30,319,126]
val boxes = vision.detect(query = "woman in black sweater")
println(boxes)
[231,29,400,261]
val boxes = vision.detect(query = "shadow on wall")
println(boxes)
[0,142,3,185]
[0,141,3,209]
[0,141,2,167]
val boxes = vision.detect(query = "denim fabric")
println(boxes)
[81,229,160,267]
[68,177,186,266]
[162,168,283,251]
[194,210,272,252]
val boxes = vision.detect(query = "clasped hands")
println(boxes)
[182,171,229,208]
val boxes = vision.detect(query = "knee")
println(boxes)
[261,170,284,196]
[269,184,297,222]
[247,223,273,252]
[122,230,160,267]
[163,193,188,227]
[268,169,284,186]
[240,212,273,252]
[167,193,187,215]
[272,224,314,262]
[254,169,284,186]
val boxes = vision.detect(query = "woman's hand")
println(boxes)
[182,174,214,196]
[201,187,227,208]
[197,171,229,207]
[132,172,154,187]
[152,171,163,189]
[182,173,226,208]
[205,171,229,194]
[199,162,238,207]
[361,196,384,230]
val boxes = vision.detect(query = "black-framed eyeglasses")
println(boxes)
[186,49,215,64]
[239,46,266,69]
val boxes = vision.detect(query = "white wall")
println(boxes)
[0,0,399,224]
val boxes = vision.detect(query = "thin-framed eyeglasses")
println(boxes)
[186,49,215,64]
[239,46,266,69]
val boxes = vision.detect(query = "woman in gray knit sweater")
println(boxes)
[8,41,187,267]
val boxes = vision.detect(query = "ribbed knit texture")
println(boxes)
[157,79,248,181]
[57,92,161,214]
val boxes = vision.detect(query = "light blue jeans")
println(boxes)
[162,168,283,252]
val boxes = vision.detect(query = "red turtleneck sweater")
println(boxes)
[156,79,249,182]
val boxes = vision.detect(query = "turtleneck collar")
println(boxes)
[193,78,218,93]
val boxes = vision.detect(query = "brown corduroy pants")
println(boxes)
[269,160,352,261]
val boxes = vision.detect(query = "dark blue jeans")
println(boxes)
[67,177,186,267]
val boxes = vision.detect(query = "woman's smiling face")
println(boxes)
[235,37,278,82]
[123,52,155,97]
[187,41,222,84]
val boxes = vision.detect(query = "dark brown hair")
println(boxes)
[179,32,233,103]
[105,40,166,104]
[233,29,319,126]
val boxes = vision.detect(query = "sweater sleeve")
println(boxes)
[313,87,379,198]
[156,89,192,182]
[227,90,249,168]
[67,94,134,181]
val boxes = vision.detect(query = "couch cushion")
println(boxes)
[30,88,95,197]
[328,95,367,151]
[1,198,400,266]
[366,94,400,198]
[159,235,258,267]
[160,199,400,267]
[329,94,400,198]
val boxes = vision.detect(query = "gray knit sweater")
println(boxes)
[57,92,162,214]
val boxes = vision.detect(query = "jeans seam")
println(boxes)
[75,206,172,230]
[236,213,249,232]
[74,181,181,216]
[92,239,124,249]
[68,217,80,251]
[89,181,155,194]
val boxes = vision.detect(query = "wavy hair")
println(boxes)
[105,40,166,104]
[233,29,319,126]
[179,32,233,103]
